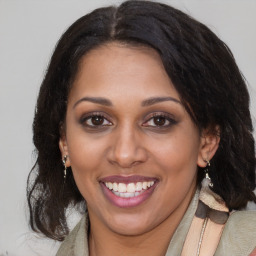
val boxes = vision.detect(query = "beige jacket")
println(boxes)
[56,191,256,256]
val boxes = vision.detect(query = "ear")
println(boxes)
[59,132,71,167]
[197,126,220,167]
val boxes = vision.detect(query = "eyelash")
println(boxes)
[79,112,112,128]
[143,112,177,128]
[79,112,177,130]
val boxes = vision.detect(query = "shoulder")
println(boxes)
[223,210,256,238]
[56,215,88,256]
[215,210,256,256]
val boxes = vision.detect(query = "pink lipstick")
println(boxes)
[100,175,158,208]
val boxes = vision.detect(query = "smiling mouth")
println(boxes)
[100,175,158,207]
[104,181,155,198]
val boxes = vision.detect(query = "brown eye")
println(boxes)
[91,116,104,125]
[143,113,177,128]
[82,114,112,127]
[153,116,166,126]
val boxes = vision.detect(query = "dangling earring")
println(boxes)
[204,160,213,188]
[197,159,229,224]
[62,155,68,181]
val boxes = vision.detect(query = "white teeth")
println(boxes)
[104,180,155,198]
[127,183,136,193]
[136,182,142,191]
[118,183,126,193]
[108,182,113,190]
[113,190,143,198]
[142,182,148,190]
[114,191,120,197]
[113,183,118,192]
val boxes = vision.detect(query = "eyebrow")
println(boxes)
[73,97,113,109]
[141,97,181,106]
[73,96,181,109]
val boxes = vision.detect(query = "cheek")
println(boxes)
[150,128,200,178]
[65,129,109,191]
[67,139,105,204]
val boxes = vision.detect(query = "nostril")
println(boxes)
[107,144,148,168]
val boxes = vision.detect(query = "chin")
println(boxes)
[104,211,158,236]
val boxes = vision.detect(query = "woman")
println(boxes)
[27,1,256,255]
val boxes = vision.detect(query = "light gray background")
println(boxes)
[0,0,255,255]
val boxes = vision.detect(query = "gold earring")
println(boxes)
[62,155,68,181]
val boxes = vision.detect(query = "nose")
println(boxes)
[107,124,148,168]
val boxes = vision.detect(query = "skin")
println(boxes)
[60,43,219,256]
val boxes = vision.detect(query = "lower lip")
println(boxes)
[100,182,157,208]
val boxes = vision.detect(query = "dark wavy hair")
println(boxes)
[27,0,256,241]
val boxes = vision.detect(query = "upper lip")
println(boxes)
[100,175,158,184]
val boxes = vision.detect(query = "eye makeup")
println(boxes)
[79,111,113,130]
[142,111,178,133]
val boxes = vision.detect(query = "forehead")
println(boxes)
[69,42,180,102]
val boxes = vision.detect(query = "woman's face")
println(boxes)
[60,43,208,236]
